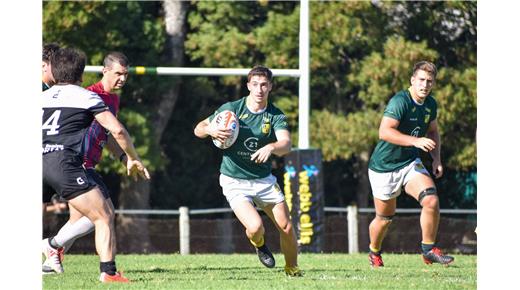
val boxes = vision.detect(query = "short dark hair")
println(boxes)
[51,47,86,84]
[103,51,129,68]
[43,43,60,63]
[247,65,273,82]
[413,61,437,78]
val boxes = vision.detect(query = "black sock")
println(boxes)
[100,261,117,275]
[49,237,61,249]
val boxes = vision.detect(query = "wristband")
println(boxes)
[119,153,127,162]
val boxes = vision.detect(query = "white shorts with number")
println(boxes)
[368,158,430,200]
[219,174,285,210]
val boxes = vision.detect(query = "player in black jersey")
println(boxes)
[42,43,60,92]
[42,47,149,283]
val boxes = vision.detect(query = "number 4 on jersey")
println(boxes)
[43,110,61,135]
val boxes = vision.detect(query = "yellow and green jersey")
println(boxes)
[369,89,437,173]
[209,97,289,179]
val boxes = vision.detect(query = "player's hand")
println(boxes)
[412,137,436,152]
[432,159,443,179]
[207,126,232,144]
[126,158,151,181]
[250,144,274,164]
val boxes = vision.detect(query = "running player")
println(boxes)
[367,61,454,267]
[194,65,302,276]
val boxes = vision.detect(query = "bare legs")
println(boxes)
[232,201,298,267]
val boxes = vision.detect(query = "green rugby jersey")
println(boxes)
[369,89,437,173]
[209,97,289,179]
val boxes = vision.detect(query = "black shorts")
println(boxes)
[85,168,111,199]
[42,182,54,203]
[42,150,96,201]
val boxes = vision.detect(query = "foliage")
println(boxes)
[44,1,477,209]
[43,1,168,175]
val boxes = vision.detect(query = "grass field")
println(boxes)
[43,253,476,289]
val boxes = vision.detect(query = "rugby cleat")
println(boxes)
[42,239,64,274]
[369,251,384,268]
[255,244,275,268]
[422,247,454,265]
[42,238,64,262]
[99,271,130,283]
[284,265,303,277]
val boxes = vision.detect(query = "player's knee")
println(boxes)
[376,214,394,226]
[247,221,264,236]
[93,207,114,225]
[418,187,439,209]
[279,221,293,236]
[421,195,439,211]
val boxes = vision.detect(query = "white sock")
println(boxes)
[53,216,95,252]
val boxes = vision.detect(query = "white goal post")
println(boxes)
[84,0,311,149]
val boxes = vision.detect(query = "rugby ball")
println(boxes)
[210,110,239,149]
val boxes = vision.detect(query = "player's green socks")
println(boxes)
[421,241,435,254]
[249,236,265,248]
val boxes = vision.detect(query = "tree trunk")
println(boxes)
[117,0,187,254]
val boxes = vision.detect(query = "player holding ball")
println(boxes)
[194,65,301,277]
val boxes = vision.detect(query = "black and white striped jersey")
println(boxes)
[42,84,108,155]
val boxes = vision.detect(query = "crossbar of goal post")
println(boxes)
[84,66,301,77]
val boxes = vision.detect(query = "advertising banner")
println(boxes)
[283,149,324,252]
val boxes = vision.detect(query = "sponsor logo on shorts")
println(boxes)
[76,177,85,185]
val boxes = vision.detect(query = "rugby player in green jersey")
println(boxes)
[367,61,454,267]
[194,65,301,276]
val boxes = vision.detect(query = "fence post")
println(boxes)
[179,206,190,255]
[347,205,359,254]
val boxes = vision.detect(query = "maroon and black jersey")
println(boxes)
[42,84,108,155]
[82,82,120,168]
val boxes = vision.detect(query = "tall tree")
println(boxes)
[117,0,188,252]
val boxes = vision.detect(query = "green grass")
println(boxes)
[43,253,476,289]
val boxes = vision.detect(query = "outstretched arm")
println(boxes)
[94,111,150,180]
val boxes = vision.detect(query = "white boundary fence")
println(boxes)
[112,206,477,255]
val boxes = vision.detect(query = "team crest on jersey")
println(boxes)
[239,113,249,120]
[261,116,271,134]
[424,114,430,124]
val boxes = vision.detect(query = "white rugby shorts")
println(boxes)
[368,158,430,200]
[219,174,285,210]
